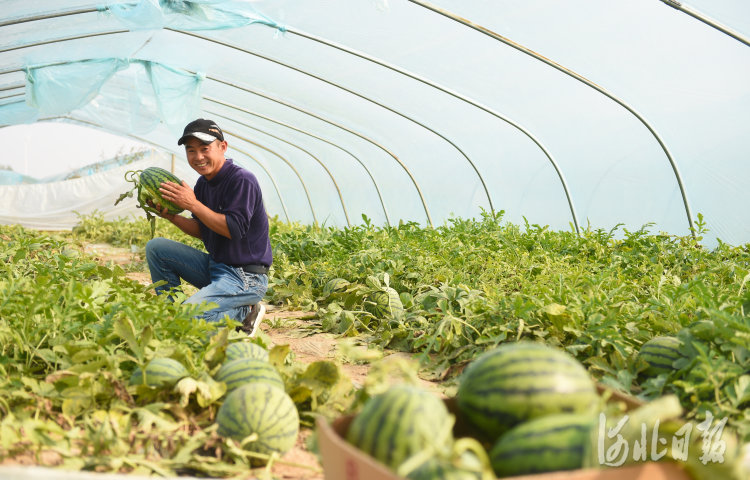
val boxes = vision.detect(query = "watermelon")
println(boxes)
[130,357,189,388]
[114,166,185,237]
[406,457,482,480]
[489,413,595,477]
[216,382,299,463]
[636,335,688,376]
[345,384,454,471]
[323,277,350,297]
[687,319,716,341]
[215,357,284,393]
[225,342,269,363]
[138,167,184,215]
[456,341,598,441]
[365,288,404,319]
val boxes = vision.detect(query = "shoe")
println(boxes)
[239,302,266,337]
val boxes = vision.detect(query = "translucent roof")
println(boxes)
[1,1,748,246]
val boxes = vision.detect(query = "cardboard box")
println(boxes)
[316,386,692,480]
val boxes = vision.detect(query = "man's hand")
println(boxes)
[145,198,175,220]
[159,181,197,212]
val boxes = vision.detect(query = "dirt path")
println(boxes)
[245,306,445,480]
[254,310,330,480]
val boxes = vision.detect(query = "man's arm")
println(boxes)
[153,181,232,239]
[163,211,202,238]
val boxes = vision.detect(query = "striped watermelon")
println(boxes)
[138,167,184,215]
[215,357,284,393]
[636,335,688,376]
[489,413,595,477]
[216,382,299,464]
[406,458,482,480]
[456,341,598,441]
[365,288,404,319]
[130,357,189,388]
[345,384,454,471]
[323,277,350,297]
[225,342,269,363]
[687,319,716,341]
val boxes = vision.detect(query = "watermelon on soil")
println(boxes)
[365,288,404,319]
[216,382,299,464]
[636,335,689,376]
[130,357,189,388]
[323,277,350,297]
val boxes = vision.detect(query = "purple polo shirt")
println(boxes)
[193,159,272,267]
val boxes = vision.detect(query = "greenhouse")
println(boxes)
[0,1,749,479]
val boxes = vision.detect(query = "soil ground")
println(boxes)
[76,243,445,480]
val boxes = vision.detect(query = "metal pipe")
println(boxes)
[659,0,750,47]
[409,0,696,237]
[0,92,24,103]
[0,83,24,92]
[209,109,351,226]
[206,96,393,226]
[0,30,129,55]
[0,8,98,28]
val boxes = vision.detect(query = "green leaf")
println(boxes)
[114,316,143,361]
[732,375,750,407]
[269,344,291,368]
[61,388,92,417]
[202,327,229,366]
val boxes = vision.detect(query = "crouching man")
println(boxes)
[145,118,271,335]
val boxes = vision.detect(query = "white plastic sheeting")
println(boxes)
[0,1,748,246]
[0,151,199,230]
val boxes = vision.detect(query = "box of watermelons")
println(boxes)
[317,342,745,480]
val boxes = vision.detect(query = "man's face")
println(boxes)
[184,137,227,180]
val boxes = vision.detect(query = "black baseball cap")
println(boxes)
[177,118,225,146]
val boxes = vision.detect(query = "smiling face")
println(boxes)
[184,137,227,180]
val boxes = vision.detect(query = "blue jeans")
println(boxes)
[145,237,267,323]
